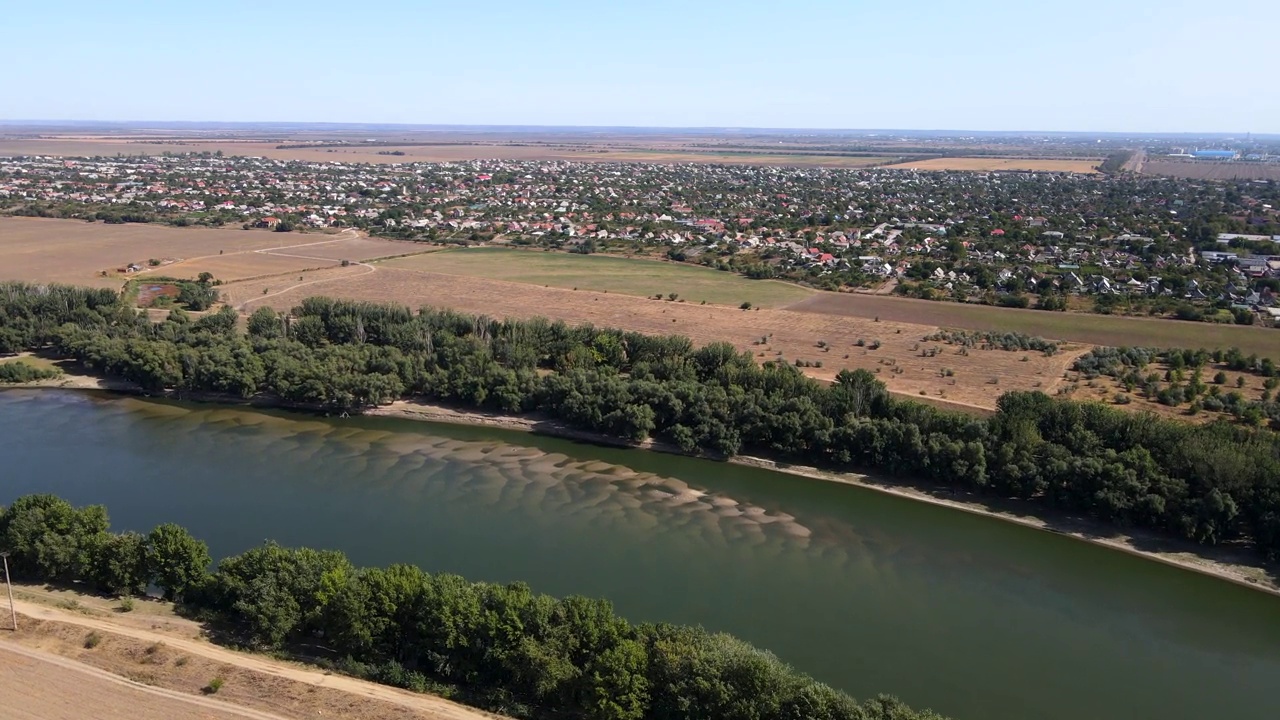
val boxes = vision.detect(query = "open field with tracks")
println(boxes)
[0,217,420,287]
[222,265,1086,413]
[787,293,1280,358]
[885,157,1102,173]
[380,248,814,308]
[1137,159,1280,181]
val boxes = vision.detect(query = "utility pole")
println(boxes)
[1,552,14,631]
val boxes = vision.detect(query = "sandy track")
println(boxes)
[8,599,497,720]
[0,642,284,720]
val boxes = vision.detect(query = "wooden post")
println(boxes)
[1,552,14,631]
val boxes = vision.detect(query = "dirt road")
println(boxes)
[237,228,379,310]
[0,642,286,720]
[5,598,499,720]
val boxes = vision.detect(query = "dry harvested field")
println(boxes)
[0,136,891,168]
[222,266,1086,412]
[787,293,1280,358]
[0,644,267,720]
[4,586,501,720]
[885,157,1102,173]
[0,218,422,287]
[1138,159,1280,181]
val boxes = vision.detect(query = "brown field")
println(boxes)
[0,136,891,168]
[221,265,1087,412]
[3,587,500,720]
[787,293,1280,358]
[0,218,423,287]
[0,644,263,720]
[1138,159,1280,181]
[884,157,1102,173]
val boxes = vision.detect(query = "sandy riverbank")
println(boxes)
[368,399,1280,598]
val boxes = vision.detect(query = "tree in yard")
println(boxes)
[147,523,211,601]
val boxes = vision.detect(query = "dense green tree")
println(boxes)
[146,523,211,601]
[87,530,150,596]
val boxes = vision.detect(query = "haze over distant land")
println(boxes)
[7,0,1279,134]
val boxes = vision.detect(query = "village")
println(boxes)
[2,152,1279,323]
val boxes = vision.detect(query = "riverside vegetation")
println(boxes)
[0,494,943,720]
[2,280,1280,559]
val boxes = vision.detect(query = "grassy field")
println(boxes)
[379,248,815,308]
[788,294,1280,358]
[885,157,1102,173]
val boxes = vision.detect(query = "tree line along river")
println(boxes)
[2,389,1279,720]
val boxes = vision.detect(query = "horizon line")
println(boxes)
[1,119,1276,138]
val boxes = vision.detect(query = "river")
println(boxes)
[2,389,1279,720]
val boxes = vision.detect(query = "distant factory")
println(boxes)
[1166,148,1241,160]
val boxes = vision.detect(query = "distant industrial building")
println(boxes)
[1191,149,1239,160]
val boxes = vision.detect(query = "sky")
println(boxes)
[7,0,1278,133]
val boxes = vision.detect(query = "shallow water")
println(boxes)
[2,389,1279,720]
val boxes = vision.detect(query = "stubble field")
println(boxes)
[1138,160,1280,181]
[884,157,1102,173]
[0,137,893,168]
[0,218,420,287]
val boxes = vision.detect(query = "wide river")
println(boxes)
[2,390,1279,719]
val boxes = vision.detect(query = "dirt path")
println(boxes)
[7,598,499,720]
[237,228,378,310]
[0,642,285,720]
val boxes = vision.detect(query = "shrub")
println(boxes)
[203,677,225,695]
[0,361,60,384]
[84,632,103,649]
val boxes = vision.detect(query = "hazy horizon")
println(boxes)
[10,0,1280,134]
[3,119,1276,140]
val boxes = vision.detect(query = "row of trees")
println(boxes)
[5,284,1280,557]
[0,495,210,599]
[0,495,943,720]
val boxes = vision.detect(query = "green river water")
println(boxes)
[1,389,1279,720]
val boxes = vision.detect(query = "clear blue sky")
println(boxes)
[8,0,1278,133]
